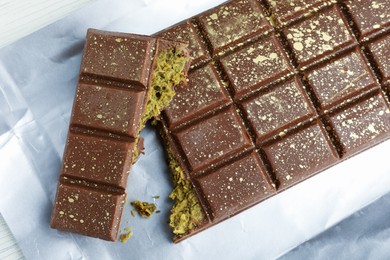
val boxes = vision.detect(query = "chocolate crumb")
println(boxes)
[131,200,157,218]
[119,228,133,243]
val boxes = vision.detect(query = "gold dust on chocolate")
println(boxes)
[197,0,271,55]
[368,35,390,83]
[220,35,293,95]
[282,5,355,68]
[51,29,190,241]
[164,64,230,127]
[345,0,390,40]
[305,49,377,109]
[156,0,390,242]
[52,183,125,241]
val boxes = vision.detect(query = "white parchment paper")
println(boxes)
[0,0,389,259]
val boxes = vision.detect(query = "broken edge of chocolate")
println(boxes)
[50,29,191,241]
[155,0,390,242]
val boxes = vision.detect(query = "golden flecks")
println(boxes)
[293,42,304,51]
[322,32,332,41]
[247,47,255,54]
[350,132,359,140]
[372,1,380,8]
[269,52,278,59]
[210,13,218,20]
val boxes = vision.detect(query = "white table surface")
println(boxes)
[0,0,95,49]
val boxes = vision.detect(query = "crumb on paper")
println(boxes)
[131,200,157,218]
[119,228,133,243]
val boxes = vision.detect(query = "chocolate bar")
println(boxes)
[50,29,190,241]
[156,0,390,242]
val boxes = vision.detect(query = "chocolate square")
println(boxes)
[282,6,355,68]
[62,132,134,189]
[51,182,126,241]
[197,0,271,55]
[173,106,253,173]
[329,92,390,156]
[239,76,314,143]
[71,83,145,136]
[164,64,231,127]
[262,122,338,189]
[195,152,273,221]
[345,0,390,40]
[368,35,390,83]
[220,34,293,97]
[305,48,377,109]
[82,30,155,87]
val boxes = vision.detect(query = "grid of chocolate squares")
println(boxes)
[51,0,390,242]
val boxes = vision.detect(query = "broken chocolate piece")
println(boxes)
[51,29,190,241]
[156,0,390,242]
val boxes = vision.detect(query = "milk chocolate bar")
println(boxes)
[50,29,190,241]
[156,0,390,242]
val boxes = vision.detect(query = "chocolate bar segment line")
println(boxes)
[304,47,377,110]
[172,105,254,174]
[264,0,333,26]
[194,151,274,221]
[71,83,146,137]
[238,76,315,144]
[156,0,390,242]
[61,132,135,189]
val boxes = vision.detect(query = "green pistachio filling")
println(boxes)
[128,46,202,238]
[165,141,205,238]
[131,200,157,218]
[141,47,189,126]
[131,136,141,164]
[119,228,133,243]
[132,47,189,163]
